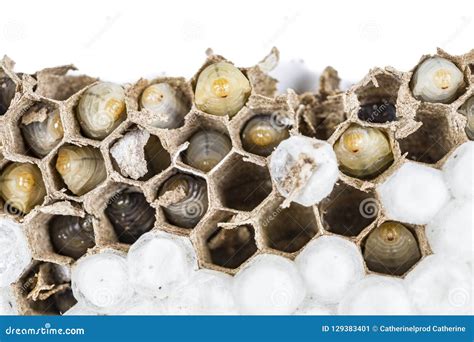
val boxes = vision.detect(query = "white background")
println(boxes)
[1,0,473,92]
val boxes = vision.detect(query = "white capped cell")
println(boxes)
[233,254,306,315]
[377,162,450,224]
[295,236,365,304]
[127,231,197,299]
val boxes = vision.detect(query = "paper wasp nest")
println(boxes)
[0,47,472,315]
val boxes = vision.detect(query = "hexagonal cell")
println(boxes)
[0,162,47,217]
[34,66,97,101]
[207,225,257,269]
[334,124,394,180]
[298,95,346,140]
[356,73,401,123]
[18,101,64,158]
[51,144,107,196]
[191,60,251,118]
[131,78,192,130]
[239,113,291,157]
[181,129,232,172]
[458,95,473,140]
[409,57,467,104]
[398,109,455,164]
[260,201,318,254]
[362,221,422,276]
[49,215,96,260]
[319,183,378,237]
[110,127,171,181]
[0,74,17,115]
[26,203,96,262]
[73,82,127,141]
[14,261,75,315]
[196,211,258,270]
[214,154,272,211]
[104,188,156,244]
[157,172,209,229]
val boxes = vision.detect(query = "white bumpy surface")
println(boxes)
[295,236,365,304]
[71,250,134,313]
[233,254,306,315]
[338,276,415,315]
[0,218,32,287]
[127,231,198,299]
[377,162,450,224]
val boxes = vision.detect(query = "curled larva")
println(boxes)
[0,163,46,214]
[241,115,290,156]
[105,191,156,244]
[460,96,474,140]
[158,174,208,228]
[49,215,95,259]
[194,62,251,117]
[55,146,107,196]
[411,57,465,103]
[183,131,232,172]
[140,83,189,129]
[76,82,126,139]
[0,76,16,115]
[334,125,394,179]
[21,106,64,157]
[363,221,421,275]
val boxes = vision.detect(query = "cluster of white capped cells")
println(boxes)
[1,142,472,316]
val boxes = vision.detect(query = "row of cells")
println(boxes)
[1,56,473,140]
[0,103,458,217]
[41,178,421,277]
[1,55,473,213]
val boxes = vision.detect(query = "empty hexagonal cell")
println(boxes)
[198,212,258,270]
[356,74,400,123]
[214,154,272,211]
[52,144,107,196]
[398,109,454,164]
[14,262,76,315]
[362,221,422,276]
[157,172,209,229]
[136,79,192,129]
[206,225,257,269]
[319,183,378,237]
[19,101,64,158]
[0,74,16,115]
[240,113,291,157]
[181,129,232,172]
[104,188,156,244]
[260,201,318,253]
[0,162,46,216]
[298,95,345,140]
[110,128,171,181]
